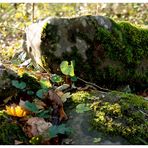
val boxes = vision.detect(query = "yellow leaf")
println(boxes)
[15,106,23,117]
[5,105,27,117]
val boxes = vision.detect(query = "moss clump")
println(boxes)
[71,91,92,103]
[91,91,148,144]
[96,20,148,65]
[95,20,148,89]
[0,116,28,144]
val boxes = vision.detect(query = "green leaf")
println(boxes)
[36,88,48,99]
[57,124,71,134]
[36,110,50,118]
[39,79,51,89]
[12,80,26,89]
[49,124,72,139]
[50,74,63,83]
[27,90,34,95]
[71,75,77,82]
[25,101,39,113]
[49,126,58,139]
[60,61,75,77]
[76,103,91,113]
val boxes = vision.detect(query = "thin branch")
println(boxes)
[77,77,111,92]
[32,3,35,23]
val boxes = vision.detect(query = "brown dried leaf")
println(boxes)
[46,90,68,121]
[55,90,64,98]
[33,99,46,109]
[23,117,52,138]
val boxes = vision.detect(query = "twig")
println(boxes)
[139,110,148,116]
[32,3,35,23]
[77,77,111,92]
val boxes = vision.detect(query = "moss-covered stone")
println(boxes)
[24,16,148,90]
[90,91,148,144]
[68,90,148,144]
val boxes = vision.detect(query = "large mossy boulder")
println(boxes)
[23,15,148,89]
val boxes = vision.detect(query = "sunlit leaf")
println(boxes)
[60,60,75,77]
[17,67,25,76]
[39,79,51,89]
[5,104,27,117]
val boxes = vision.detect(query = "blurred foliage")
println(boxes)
[0,3,147,62]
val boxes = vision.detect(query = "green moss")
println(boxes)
[95,20,148,88]
[71,91,92,103]
[96,21,148,65]
[91,91,148,144]
[0,116,28,144]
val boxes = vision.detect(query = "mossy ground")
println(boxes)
[0,115,29,144]
[70,90,148,144]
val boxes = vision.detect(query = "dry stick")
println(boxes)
[77,77,111,92]
[32,3,35,23]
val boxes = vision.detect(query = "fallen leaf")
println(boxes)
[55,90,64,98]
[15,140,23,145]
[33,99,46,109]
[61,92,71,103]
[5,104,27,117]
[23,117,52,139]
[56,84,70,91]
[46,90,68,121]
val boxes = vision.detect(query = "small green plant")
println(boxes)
[60,60,77,84]
[60,60,75,77]
[12,80,26,89]
[50,74,64,83]
[76,103,91,113]
[25,101,39,113]
[49,124,72,139]
[25,101,50,118]
[36,88,48,99]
